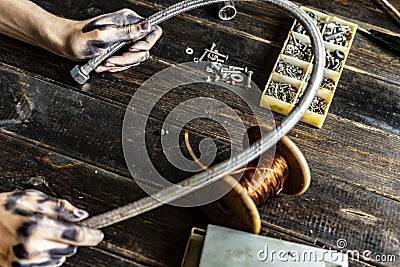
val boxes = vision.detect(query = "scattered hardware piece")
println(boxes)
[260,6,357,128]
[186,47,194,55]
[194,43,252,86]
[246,71,253,88]
[231,74,244,83]
[194,43,217,62]
[217,0,237,21]
[161,129,169,136]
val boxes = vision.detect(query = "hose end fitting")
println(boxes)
[217,1,237,21]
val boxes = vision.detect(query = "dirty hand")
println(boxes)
[0,190,103,267]
[65,9,162,73]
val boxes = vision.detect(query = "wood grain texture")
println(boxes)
[0,0,399,266]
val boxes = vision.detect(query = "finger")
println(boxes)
[20,216,103,246]
[11,257,66,267]
[82,9,142,33]
[86,20,151,46]
[106,50,150,66]
[13,239,77,260]
[96,51,150,73]
[3,190,89,222]
[106,64,139,73]
[34,198,89,223]
[129,25,162,52]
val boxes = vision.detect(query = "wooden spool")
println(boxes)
[201,125,311,234]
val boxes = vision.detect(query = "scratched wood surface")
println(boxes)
[0,0,399,266]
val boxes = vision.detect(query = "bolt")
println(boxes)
[214,58,225,63]
[246,71,254,88]
[206,49,229,60]
[229,65,248,73]
[210,62,222,72]
[198,43,217,62]
[323,31,347,41]
[221,67,241,74]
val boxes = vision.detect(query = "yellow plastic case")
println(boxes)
[260,6,357,128]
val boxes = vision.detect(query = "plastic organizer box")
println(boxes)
[260,6,358,128]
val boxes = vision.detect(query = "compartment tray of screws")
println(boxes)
[260,6,357,128]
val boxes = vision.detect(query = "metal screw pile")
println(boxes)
[276,60,305,80]
[284,34,313,62]
[308,96,328,114]
[323,22,352,46]
[325,49,345,71]
[321,77,335,91]
[266,81,298,103]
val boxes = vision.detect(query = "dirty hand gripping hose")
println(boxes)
[80,0,326,229]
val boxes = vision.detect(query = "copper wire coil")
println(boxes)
[184,131,289,206]
[238,152,289,206]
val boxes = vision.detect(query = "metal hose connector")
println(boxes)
[81,0,326,229]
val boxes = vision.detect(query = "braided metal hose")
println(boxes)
[81,0,325,229]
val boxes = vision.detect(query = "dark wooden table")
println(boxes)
[0,0,399,266]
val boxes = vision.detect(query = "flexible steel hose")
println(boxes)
[81,0,325,229]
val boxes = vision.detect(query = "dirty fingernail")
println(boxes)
[140,21,150,32]
[74,209,89,219]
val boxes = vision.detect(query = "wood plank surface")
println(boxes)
[0,0,399,266]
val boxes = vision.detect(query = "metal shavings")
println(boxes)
[266,81,298,103]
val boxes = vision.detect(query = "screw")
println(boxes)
[229,65,248,73]
[197,43,217,62]
[246,71,254,88]
[221,67,241,74]
[210,62,222,72]
[206,49,229,60]
[214,58,225,63]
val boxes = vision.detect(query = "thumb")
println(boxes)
[120,20,151,41]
